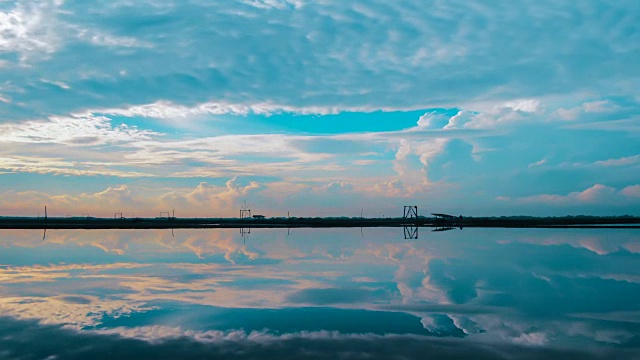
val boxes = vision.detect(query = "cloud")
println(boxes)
[0,178,270,217]
[0,156,156,178]
[593,155,640,167]
[0,263,149,283]
[0,1,61,60]
[93,100,356,119]
[0,184,145,216]
[159,177,264,215]
[416,112,450,129]
[575,184,617,202]
[621,185,640,198]
[416,102,545,130]
[2,317,622,360]
[512,332,548,346]
[2,0,639,119]
[447,99,543,129]
[509,184,640,206]
[583,100,617,113]
[0,295,154,330]
[0,0,154,66]
[241,0,303,10]
[528,158,547,168]
[40,78,70,90]
[0,114,159,146]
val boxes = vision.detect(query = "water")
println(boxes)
[0,227,638,359]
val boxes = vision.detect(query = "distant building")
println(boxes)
[252,215,266,219]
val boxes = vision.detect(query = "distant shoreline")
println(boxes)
[0,216,638,229]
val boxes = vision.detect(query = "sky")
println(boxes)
[0,0,639,217]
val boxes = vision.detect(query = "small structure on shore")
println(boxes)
[432,213,463,228]
[240,201,251,220]
[252,214,266,219]
[159,210,176,220]
[403,206,418,219]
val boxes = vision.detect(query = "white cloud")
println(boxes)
[0,114,160,145]
[416,112,449,129]
[414,99,547,131]
[575,184,616,202]
[593,155,640,167]
[621,185,640,198]
[241,0,303,10]
[40,78,70,89]
[84,32,151,49]
[457,99,543,129]
[444,111,475,129]
[501,99,542,113]
[93,100,397,119]
[509,184,640,206]
[0,295,154,330]
[528,158,547,168]
[554,107,580,121]
[92,325,433,345]
[583,100,615,113]
[0,156,156,177]
[0,1,61,60]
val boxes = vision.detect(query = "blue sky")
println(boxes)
[0,0,639,217]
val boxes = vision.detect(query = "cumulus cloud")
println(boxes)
[620,185,640,198]
[0,185,144,217]
[416,112,450,129]
[414,98,559,131]
[159,177,264,214]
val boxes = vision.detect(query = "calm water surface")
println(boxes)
[0,227,638,359]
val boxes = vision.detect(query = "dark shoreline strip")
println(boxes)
[0,217,638,230]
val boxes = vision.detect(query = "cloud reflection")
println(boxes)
[0,227,638,357]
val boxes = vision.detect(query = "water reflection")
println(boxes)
[0,228,638,359]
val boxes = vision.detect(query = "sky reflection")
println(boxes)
[0,228,639,359]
